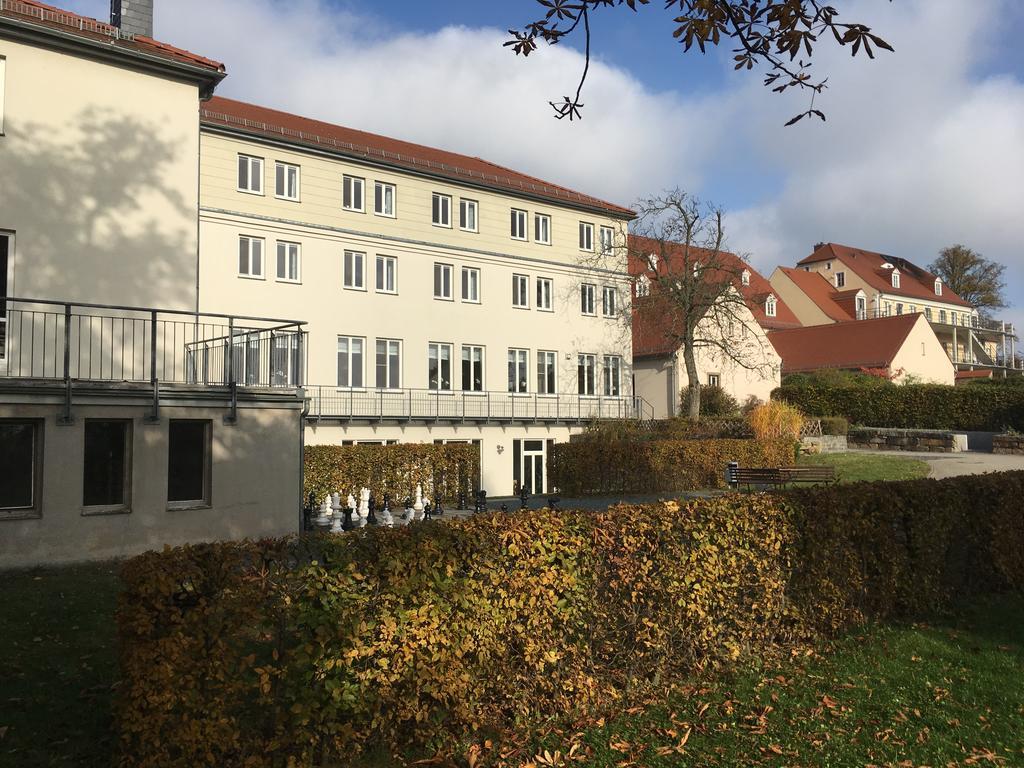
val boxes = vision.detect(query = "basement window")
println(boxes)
[0,420,42,518]
[83,420,131,514]
[168,421,212,509]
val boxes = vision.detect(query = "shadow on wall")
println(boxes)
[0,108,197,311]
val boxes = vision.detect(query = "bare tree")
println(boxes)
[626,190,778,419]
[928,245,1008,314]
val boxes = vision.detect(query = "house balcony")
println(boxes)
[305,385,654,425]
[0,297,307,420]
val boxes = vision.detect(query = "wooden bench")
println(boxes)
[731,465,837,489]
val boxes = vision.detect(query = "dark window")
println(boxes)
[0,420,40,513]
[168,421,211,505]
[83,420,130,509]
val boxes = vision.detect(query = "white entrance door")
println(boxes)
[520,439,546,495]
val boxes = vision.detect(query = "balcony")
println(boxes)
[306,385,654,424]
[0,297,306,420]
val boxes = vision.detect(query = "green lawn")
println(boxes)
[797,451,931,483]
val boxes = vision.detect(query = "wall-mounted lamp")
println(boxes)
[496,444,504,455]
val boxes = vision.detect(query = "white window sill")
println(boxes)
[81,504,131,517]
[275,195,301,203]
[238,273,266,281]
[276,278,302,285]
[167,502,212,512]
[236,188,264,196]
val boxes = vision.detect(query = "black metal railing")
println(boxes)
[306,385,654,422]
[0,297,306,388]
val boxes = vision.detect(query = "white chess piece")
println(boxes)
[359,488,371,519]
[414,484,424,515]
[330,492,343,533]
[347,493,359,519]
[314,495,331,528]
[379,500,394,527]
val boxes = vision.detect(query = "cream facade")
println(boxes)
[888,315,956,385]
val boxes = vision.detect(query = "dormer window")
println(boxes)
[891,269,901,289]
[934,278,943,296]
[635,274,650,298]
[835,271,846,288]
[765,295,777,318]
[648,253,659,270]
[741,269,751,286]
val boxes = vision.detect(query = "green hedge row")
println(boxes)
[774,383,1024,431]
[115,472,1024,765]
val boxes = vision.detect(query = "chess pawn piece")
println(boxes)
[434,497,445,517]
[367,492,378,526]
[347,493,359,519]
[403,497,413,520]
[380,495,394,527]
[423,500,433,521]
[316,495,333,528]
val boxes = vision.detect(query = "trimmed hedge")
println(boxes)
[548,438,793,495]
[304,443,480,503]
[774,383,1024,431]
[116,472,1024,765]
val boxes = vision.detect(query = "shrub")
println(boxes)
[117,473,1024,765]
[774,383,1024,431]
[548,438,792,495]
[304,443,479,503]
[820,416,850,436]
[680,384,740,418]
[748,401,804,442]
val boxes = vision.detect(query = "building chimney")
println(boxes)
[110,0,153,38]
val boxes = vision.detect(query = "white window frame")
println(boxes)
[512,273,529,309]
[274,162,300,201]
[765,295,777,318]
[428,342,454,391]
[892,270,901,289]
[373,181,396,217]
[537,350,557,395]
[375,254,397,294]
[238,235,265,279]
[461,266,480,303]
[741,270,751,287]
[602,286,618,317]
[342,174,365,212]
[580,283,596,316]
[635,274,651,298]
[0,419,42,518]
[534,213,551,245]
[856,295,867,320]
[0,56,6,136]
[707,373,721,388]
[434,262,454,300]
[536,277,553,312]
[459,198,478,232]
[579,221,594,252]
[336,336,365,389]
[508,348,529,394]
[462,345,485,392]
[511,208,528,241]
[432,193,452,228]
[835,271,846,288]
[343,250,366,290]
[577,354,596,397]
[934,279,943,296]
[599,226,614,255]
[603,355,622,397]
[375,338,402,390]
[237,154,264,195]
[275,241,301,283]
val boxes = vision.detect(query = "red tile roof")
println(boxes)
[627,234,800,359]
[0,0,224,73]
[200,97,635,219]
[797,242,972,308]
[767,314,922,374]
[776,266,856,322]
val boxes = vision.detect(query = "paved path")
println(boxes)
[854,450,1024,479]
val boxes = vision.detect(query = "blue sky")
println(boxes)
[64,0,1024,331]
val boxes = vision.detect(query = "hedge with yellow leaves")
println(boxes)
[116,472,1024,766]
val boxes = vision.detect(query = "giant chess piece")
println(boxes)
[330,492,343,533]
[401,496,414,525]
[434,497,444,517]
[367,492,378,526]
[380,494,394,527]
[457,491,467,511]
[423,499,433,521]
[413,484,424,516]
[342,492,354,531]
[347,493,359,520]
[315,495,333,528]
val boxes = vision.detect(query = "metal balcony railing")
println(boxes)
[854,307,1014,336]
[306,385,654,423]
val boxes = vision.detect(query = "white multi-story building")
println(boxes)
[195,97,640,495]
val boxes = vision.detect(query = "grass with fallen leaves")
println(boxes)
[796,451,931,484]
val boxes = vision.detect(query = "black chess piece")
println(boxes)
[342,503,354,531]
[434,497,444,517]
[423,500,433,520]
[500,503,508,513]
[367,492,378,526]
[457,491,467,511]
[519,486,529,510]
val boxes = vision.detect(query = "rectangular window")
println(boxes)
[271,334,301,386]
[342,174,365,211]
[461,266,480,303]
[578,354,596,396]
[579,221,594,251]
[0,420,42,516]
[835,271,846,288]
[375,255,397,293]
[599,226,614,255]
[603,355,622,397]
[511,208,528,240]
[512,273,529,308]
[508,348,529,393]
[534,213,551,245]
[167,420,211,508]
[0,56,5,135]
[238,236,264,278]
[602,286,618,317]
[462,345,484,392]
[374,181,396,217]
[275,162,300,200]
[237,154,263,194]
[707,373,721,388]
[459,198,478,231]
[276,241,300,283]
[343,250,365,290]
[337,336,365,388]
[537,350,557,395]
[434,263,453,300]
[536,277,553,311]
[376,339,402,389]
[432,193,452,227]
[83,420,131,512]
[428,342,453,391]
[580,283,596,315]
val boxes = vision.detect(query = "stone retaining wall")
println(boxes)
[848,428,957,453]
[993,434,1024,455]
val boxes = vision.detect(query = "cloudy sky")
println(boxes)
[69,0,1024,329]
